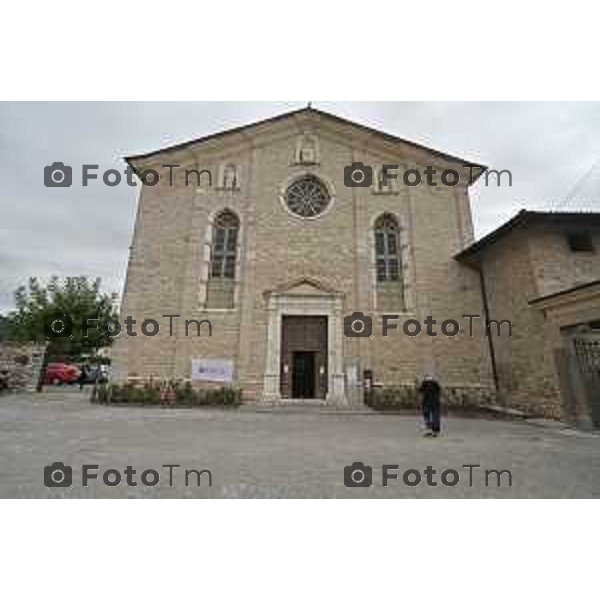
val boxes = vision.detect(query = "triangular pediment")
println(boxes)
[125,107,485,177]
[265,277,343,298]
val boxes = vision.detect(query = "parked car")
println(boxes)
[77,364,97,386]
[75,364,109,386]
[43,363,81,385]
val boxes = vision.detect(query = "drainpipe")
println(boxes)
[477,266,500,395]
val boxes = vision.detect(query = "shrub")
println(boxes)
[174,381,196,406]
[91,380,242,408]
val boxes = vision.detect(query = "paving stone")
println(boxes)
[1,388,599,498]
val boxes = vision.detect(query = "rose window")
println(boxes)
[284,175,331,218]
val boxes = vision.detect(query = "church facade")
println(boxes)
[111,108,495,403]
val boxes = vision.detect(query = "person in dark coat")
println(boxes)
[419,374,441,437]
[78,363,91,390]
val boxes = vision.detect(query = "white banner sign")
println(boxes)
[191,359,234,383]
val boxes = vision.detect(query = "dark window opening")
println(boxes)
[210,210,239,279]
[374,213,401,282]
[567,232,594,253]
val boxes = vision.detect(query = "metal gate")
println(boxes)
[573,334,600,428]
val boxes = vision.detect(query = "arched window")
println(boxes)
[205,209,240,309]
[210,210,239,279]
[374,213,400,281]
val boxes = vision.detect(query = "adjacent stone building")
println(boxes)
[111,107,495,404]
[457,211,600,424]
[0,342,47,392]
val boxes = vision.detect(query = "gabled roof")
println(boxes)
[528,278,600,307]
[125,106,486,177]
[456,209,600,265]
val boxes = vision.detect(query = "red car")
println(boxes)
[43,363,81,385]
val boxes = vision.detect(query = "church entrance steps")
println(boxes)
[241,399,376,414]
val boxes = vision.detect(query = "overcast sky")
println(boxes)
[1,101,599,313]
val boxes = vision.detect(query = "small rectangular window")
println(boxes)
[226,230,237,251]
[375,232,385,255]
[224,256,236,279]
[387,234,398,255]
[210,258,223,278]
[214,229,226,251]
[567,232,594,252]
[376,259,387,281]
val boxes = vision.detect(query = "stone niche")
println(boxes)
[0,342,47,393]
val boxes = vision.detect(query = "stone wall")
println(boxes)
[0,342,47,393]
[111,111,495,401]
[369,383,497,412]
[528,223,600,298]
[476,228,564,418]
[474,221,600,420]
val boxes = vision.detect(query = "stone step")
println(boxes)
[241,400,375,414]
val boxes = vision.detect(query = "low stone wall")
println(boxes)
[367,384,497,412]
[0,342,47,393]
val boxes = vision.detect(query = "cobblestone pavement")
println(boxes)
[1,389,599,498]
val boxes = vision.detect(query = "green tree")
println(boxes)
[0,314,17,341]
[7,276,118,361]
